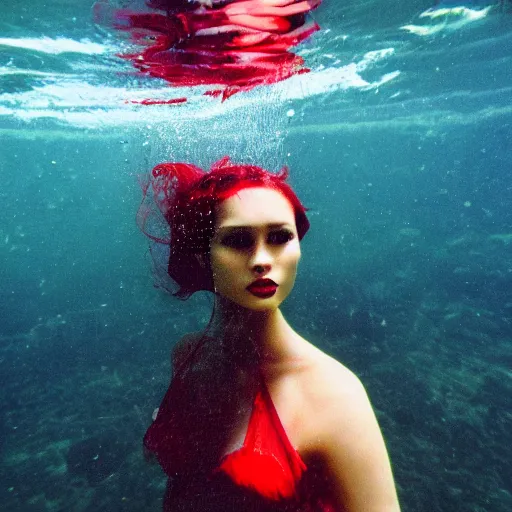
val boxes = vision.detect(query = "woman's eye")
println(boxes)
[221,232,253,249]
[268,230,294,245]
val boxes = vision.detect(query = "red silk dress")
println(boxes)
[144,375,336,511]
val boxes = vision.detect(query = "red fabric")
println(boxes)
[94,0,321,99]
[144,375,336,511]
[143,376,197,476]
[216,382,306,500]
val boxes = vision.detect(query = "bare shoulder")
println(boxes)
[299,349,370,430]
[298,345,365,402]
[298,345,400,511]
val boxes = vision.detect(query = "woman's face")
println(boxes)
[209,187,301,311]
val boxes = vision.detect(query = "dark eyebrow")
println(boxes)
[217,223,291,233]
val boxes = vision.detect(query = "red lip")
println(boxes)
[247,279,278,298]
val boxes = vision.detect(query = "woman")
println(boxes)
[140,157,401,511]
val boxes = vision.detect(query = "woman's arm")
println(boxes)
[149,332,201,425]
[144,333,200,463]
[319,371,400,512]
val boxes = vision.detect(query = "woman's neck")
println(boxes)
[209,296,298,371]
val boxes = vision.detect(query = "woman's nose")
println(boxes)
[250,243,272,274]
[253,264,268,275]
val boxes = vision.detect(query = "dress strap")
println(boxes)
[257,376,306,479]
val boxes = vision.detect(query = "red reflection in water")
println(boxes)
[127,97,188,105]
[94,0,321,101]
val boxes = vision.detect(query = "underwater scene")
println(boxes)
[1,0,511,510]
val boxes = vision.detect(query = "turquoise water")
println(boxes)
[1,0,511,510]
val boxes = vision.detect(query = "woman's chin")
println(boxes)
[219,293,284,312]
